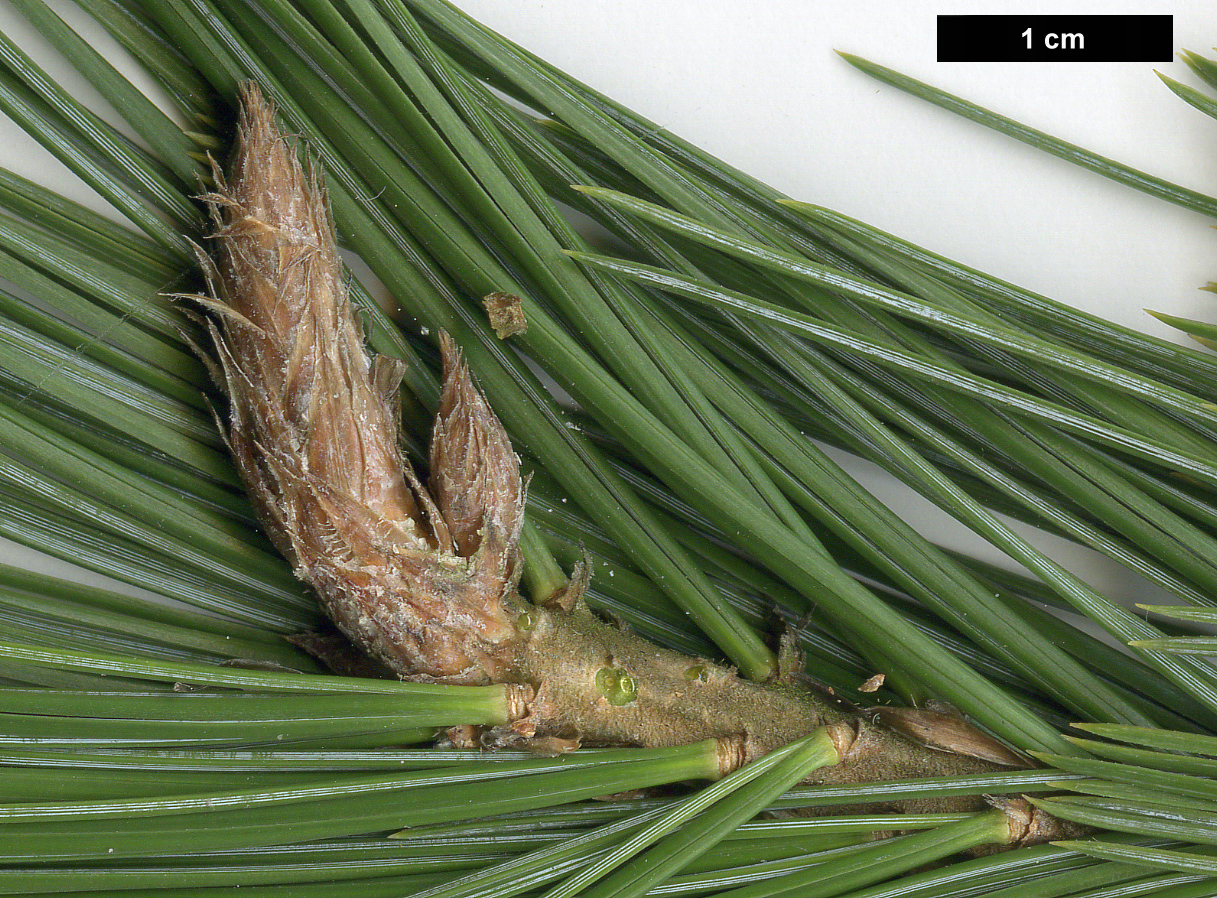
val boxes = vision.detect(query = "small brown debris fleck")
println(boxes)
[441,724,481,750]
[859,673,885,693]
[483,291,528,338]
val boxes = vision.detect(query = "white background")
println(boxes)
[1,1,1215,606]
[442,0,1216,334]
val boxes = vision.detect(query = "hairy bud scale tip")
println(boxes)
[192,83,526,685]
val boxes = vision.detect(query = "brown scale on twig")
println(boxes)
[187,83,1080,848]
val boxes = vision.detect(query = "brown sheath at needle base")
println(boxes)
[189,82,1078,847]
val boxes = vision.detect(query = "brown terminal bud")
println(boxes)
[187,83,527,685]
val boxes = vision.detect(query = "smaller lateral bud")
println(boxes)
[430,332,525,573]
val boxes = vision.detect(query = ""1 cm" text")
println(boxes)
[1022,27,1084,50]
